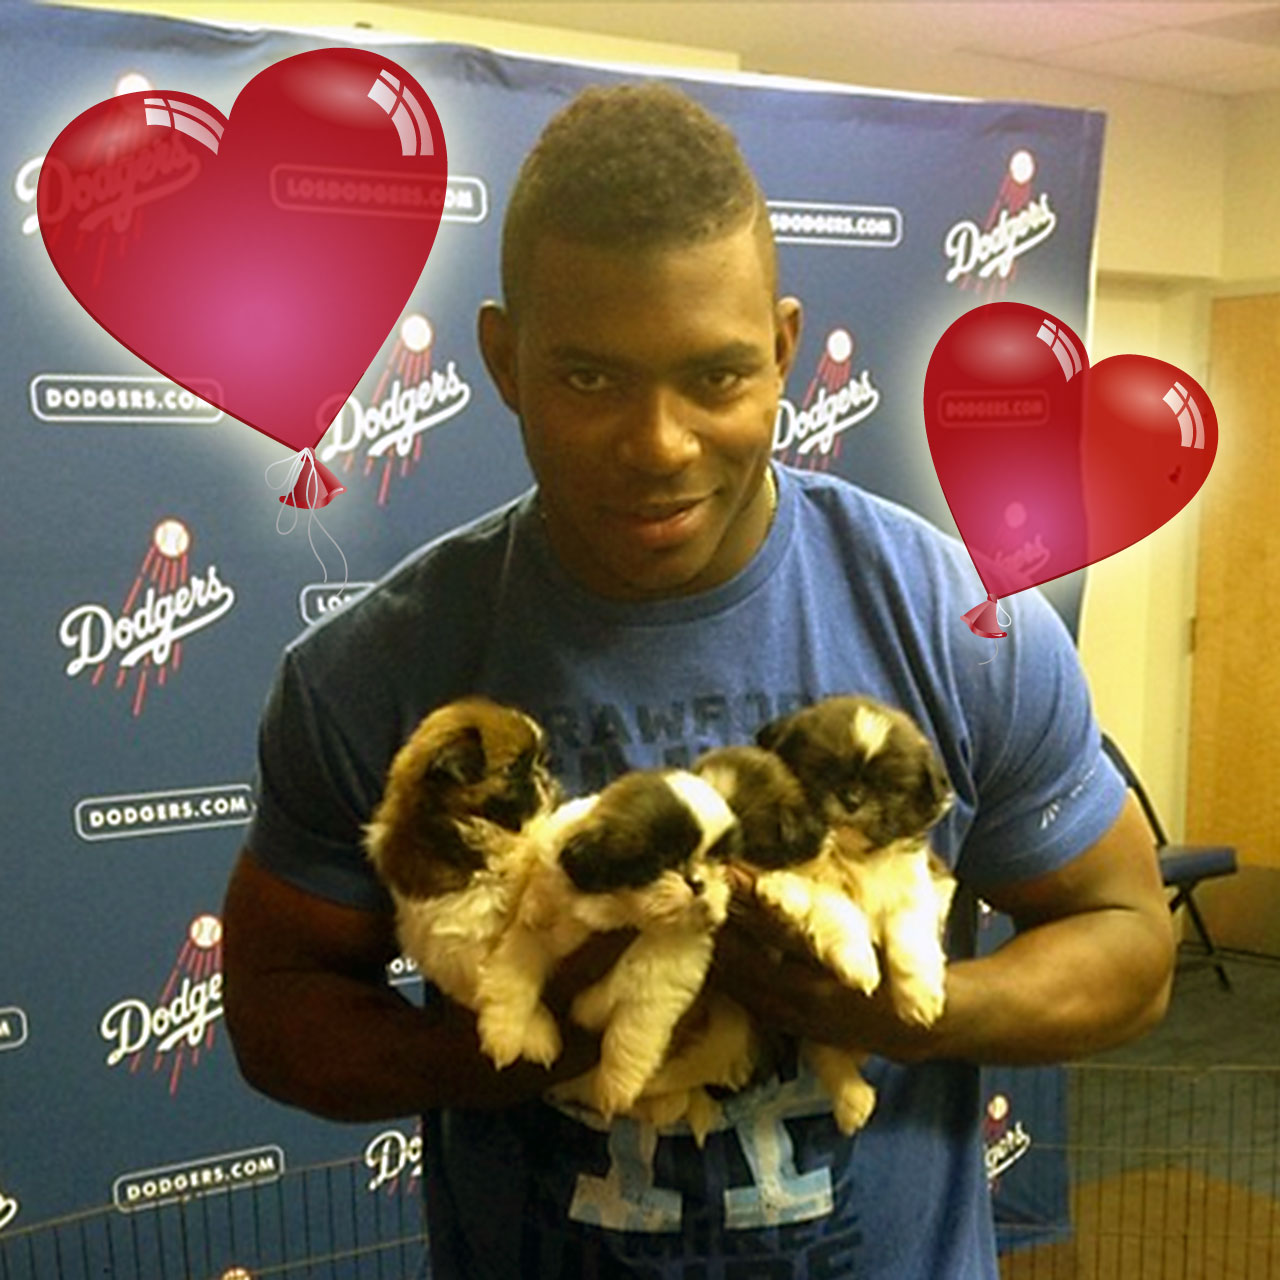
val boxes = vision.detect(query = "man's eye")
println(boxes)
[703,369,743,392]
[565,369,611,393]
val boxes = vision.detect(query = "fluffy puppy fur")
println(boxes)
[363,697,560,1010]
[586,743,827,1143]
[751,695,957,1133]
[477,768,741,1120]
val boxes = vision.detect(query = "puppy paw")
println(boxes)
[477,1009,523,1070]
[520,1005,564,1067]
[685,1089,722,1148]
[755,872,809,922]
[722,1050,758,1092]
[832,1078,877,1135]
[593,1068,647,1119]
[570,981,615,1033]
[479,1004,561,1069]
[829,940,881,995]
[641,875,695,924]
[628,1091,686,1130]
[892,976,946,1027]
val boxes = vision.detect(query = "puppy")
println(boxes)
[363,697,560,1011]
[477,768,741,1120]
[588,743,824,1143]
[752,695,957,1132]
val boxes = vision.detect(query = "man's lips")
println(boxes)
[625,497,708,521]
[607,495,713,546]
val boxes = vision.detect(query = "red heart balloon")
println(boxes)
[37,48,447,463]
[924,303,1216,637]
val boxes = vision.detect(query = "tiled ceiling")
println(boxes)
[397,1,1280,95]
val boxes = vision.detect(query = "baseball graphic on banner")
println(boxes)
[36,47,449,509]
[924,302,1217,638]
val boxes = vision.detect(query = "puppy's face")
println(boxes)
[693,745,827,869]
[367,697,558,898]
[557,770,742,896]
[757,696,952,848]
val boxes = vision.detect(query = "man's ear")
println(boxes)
[773,296,803,386]
[477,301,520,414]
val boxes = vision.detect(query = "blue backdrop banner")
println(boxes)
[0,2,1101,1267]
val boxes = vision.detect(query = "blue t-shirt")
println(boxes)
[247,464,1126,1279]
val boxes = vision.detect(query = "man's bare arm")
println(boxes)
[221,849,614,1121]
[713,794,1176,1065]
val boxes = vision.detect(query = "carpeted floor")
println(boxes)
[1099,946,1280,1070]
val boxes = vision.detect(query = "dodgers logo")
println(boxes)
[57,519,236,716]
[943,149,1058,298]
[364,1127,422,1194]
[99,914,224,1096]
[318,313,473,507]
[774,327,881,469]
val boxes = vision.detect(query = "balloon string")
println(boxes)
[978,602,1012,666]
[308,504,349,593]
[265,448,310,536]
[265,448,350,596]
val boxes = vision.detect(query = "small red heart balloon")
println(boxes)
[924,302,1216,637]
[38,48,447,465]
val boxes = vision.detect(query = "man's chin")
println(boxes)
[590,544,719,601]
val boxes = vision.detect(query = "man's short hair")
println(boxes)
[501,81,775,318]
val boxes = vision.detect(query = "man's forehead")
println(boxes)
[515,230,776,341]
[525,218,772,282]
[543,338,771,371]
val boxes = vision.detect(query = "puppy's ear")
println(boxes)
[559,827,660,894]
[559,828,619,893]
[778,804,827,862]
[427,726,487,787]
[755,716,787,752]
[917,751,953,823]
[706,823,744,864]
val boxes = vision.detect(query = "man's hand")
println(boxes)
[711,867,938,1063]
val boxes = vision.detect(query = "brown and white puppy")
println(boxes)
[577,743,823,1143]
[478,768,742,1120]
[363,697,560,1011]
[751,695,957,1132]
[694,743,829,870]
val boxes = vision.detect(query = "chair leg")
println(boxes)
[1180,891,1232,992]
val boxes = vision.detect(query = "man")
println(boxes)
[223,82,1173,1279]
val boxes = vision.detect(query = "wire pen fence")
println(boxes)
[1,1064,1276,1279]
[0,1154,426,1280]
[1000,1064,1280,1280]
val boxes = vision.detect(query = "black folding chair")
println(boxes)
[1101,734,1239,991]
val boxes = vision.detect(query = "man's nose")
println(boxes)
[616,387,700,474]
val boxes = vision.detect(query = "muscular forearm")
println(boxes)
[226,972,599,1122]
[717,796,1175,1067]
[714,902,1174,1068]
[221,851,606,1122]
[905,904,1174,1064]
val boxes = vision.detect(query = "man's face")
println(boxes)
[480,221,802,600]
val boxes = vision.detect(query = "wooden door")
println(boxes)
[1187,293,1280,955]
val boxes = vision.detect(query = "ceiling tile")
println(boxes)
[904,2,1153,58]
[1066,2,1276,27]
[1162,52,1280,91]
[1042,27,1280,78]
[1183,6,1280,44]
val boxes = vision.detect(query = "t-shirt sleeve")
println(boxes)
[953,584,1128,892]
[245,647,393,912]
